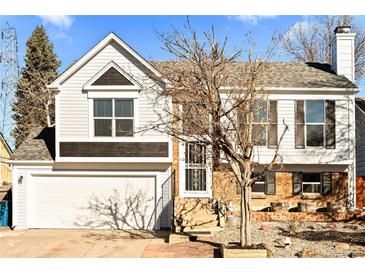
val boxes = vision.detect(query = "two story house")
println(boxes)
[9,26,358,231]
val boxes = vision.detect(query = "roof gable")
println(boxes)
[83,61,142,91]
[48,32,170,89]
[92,67,133,86]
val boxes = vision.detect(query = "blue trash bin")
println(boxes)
[0,200,9,226]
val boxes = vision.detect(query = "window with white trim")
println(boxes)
[295,100,336,148]
[302,172,321,194]
[244,100,277,148]
[185,142,207,191]
[236,172,276,195]
[292,172,332,195]
[252,179,266,194]
[306,100,325,147]
[93,98,134,137]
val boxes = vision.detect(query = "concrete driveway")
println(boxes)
[0,228,218,258]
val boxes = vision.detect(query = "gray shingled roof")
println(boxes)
[356,97,365,113]
[10,127,55,161]
[151,61,357,89]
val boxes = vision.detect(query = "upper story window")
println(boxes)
[94,99,134,137]
[306,100,325,146]
[295,100,335,149]
[250,100,278,148]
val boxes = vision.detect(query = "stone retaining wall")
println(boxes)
[252,210,365,223]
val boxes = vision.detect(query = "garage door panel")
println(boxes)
[30,175,156,230]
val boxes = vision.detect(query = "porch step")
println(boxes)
[168,233,190,244]
[183,226,224,236]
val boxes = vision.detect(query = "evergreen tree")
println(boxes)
[12,25,61,147]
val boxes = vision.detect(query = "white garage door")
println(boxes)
[30,175,156,230]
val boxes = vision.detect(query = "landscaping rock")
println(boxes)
[273,237,284,245]
[211,221,365,258]
[260,223,272,232]
[283,237,292,248]
[326,223,337,229]
[296,249,318,258]
[343,225,358,230]
[335,243,350,250]
[348,252,365,258]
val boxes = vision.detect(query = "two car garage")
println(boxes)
[13,172,172,230]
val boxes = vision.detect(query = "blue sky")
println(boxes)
[1,15,365,90]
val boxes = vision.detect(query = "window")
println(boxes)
[302,173,321,194]
[185,142,207,191]
[252,174,266,194]
[306,100,325,147]
[292,172,332,195]
[250,100,278,147]
[295,100,336,148]
[93,99,134,137]
[237,171,276,195]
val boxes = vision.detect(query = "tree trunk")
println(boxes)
[240,185,252,247]
[45,103,52,127]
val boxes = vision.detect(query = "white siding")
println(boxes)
[356,106,365,176]
[252,96,354,165]
[12,166,53,227]
[58,41,168,141]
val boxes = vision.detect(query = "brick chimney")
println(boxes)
[331,26,356,82]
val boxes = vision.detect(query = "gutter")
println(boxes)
[219,86,359,93]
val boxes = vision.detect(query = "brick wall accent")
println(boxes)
[173,162,350,228]
[173,198,218,229]
[356,176,365,208]
[212,171,349,213]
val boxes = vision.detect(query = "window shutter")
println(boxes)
[325,100,336,149]
[295,101,305,149]
[265,171,276,195]
[292,172,302,195]
[268,101,278,148]
[322,172,332,195]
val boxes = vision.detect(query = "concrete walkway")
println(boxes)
[0,228,218,258]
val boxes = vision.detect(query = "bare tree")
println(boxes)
[282,16,365,80]
[148,21,288,247]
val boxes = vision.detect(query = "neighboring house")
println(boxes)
[355,97,365,208]
[10,26,359,231]
[0,133,12,203]
[0,133,12,186]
